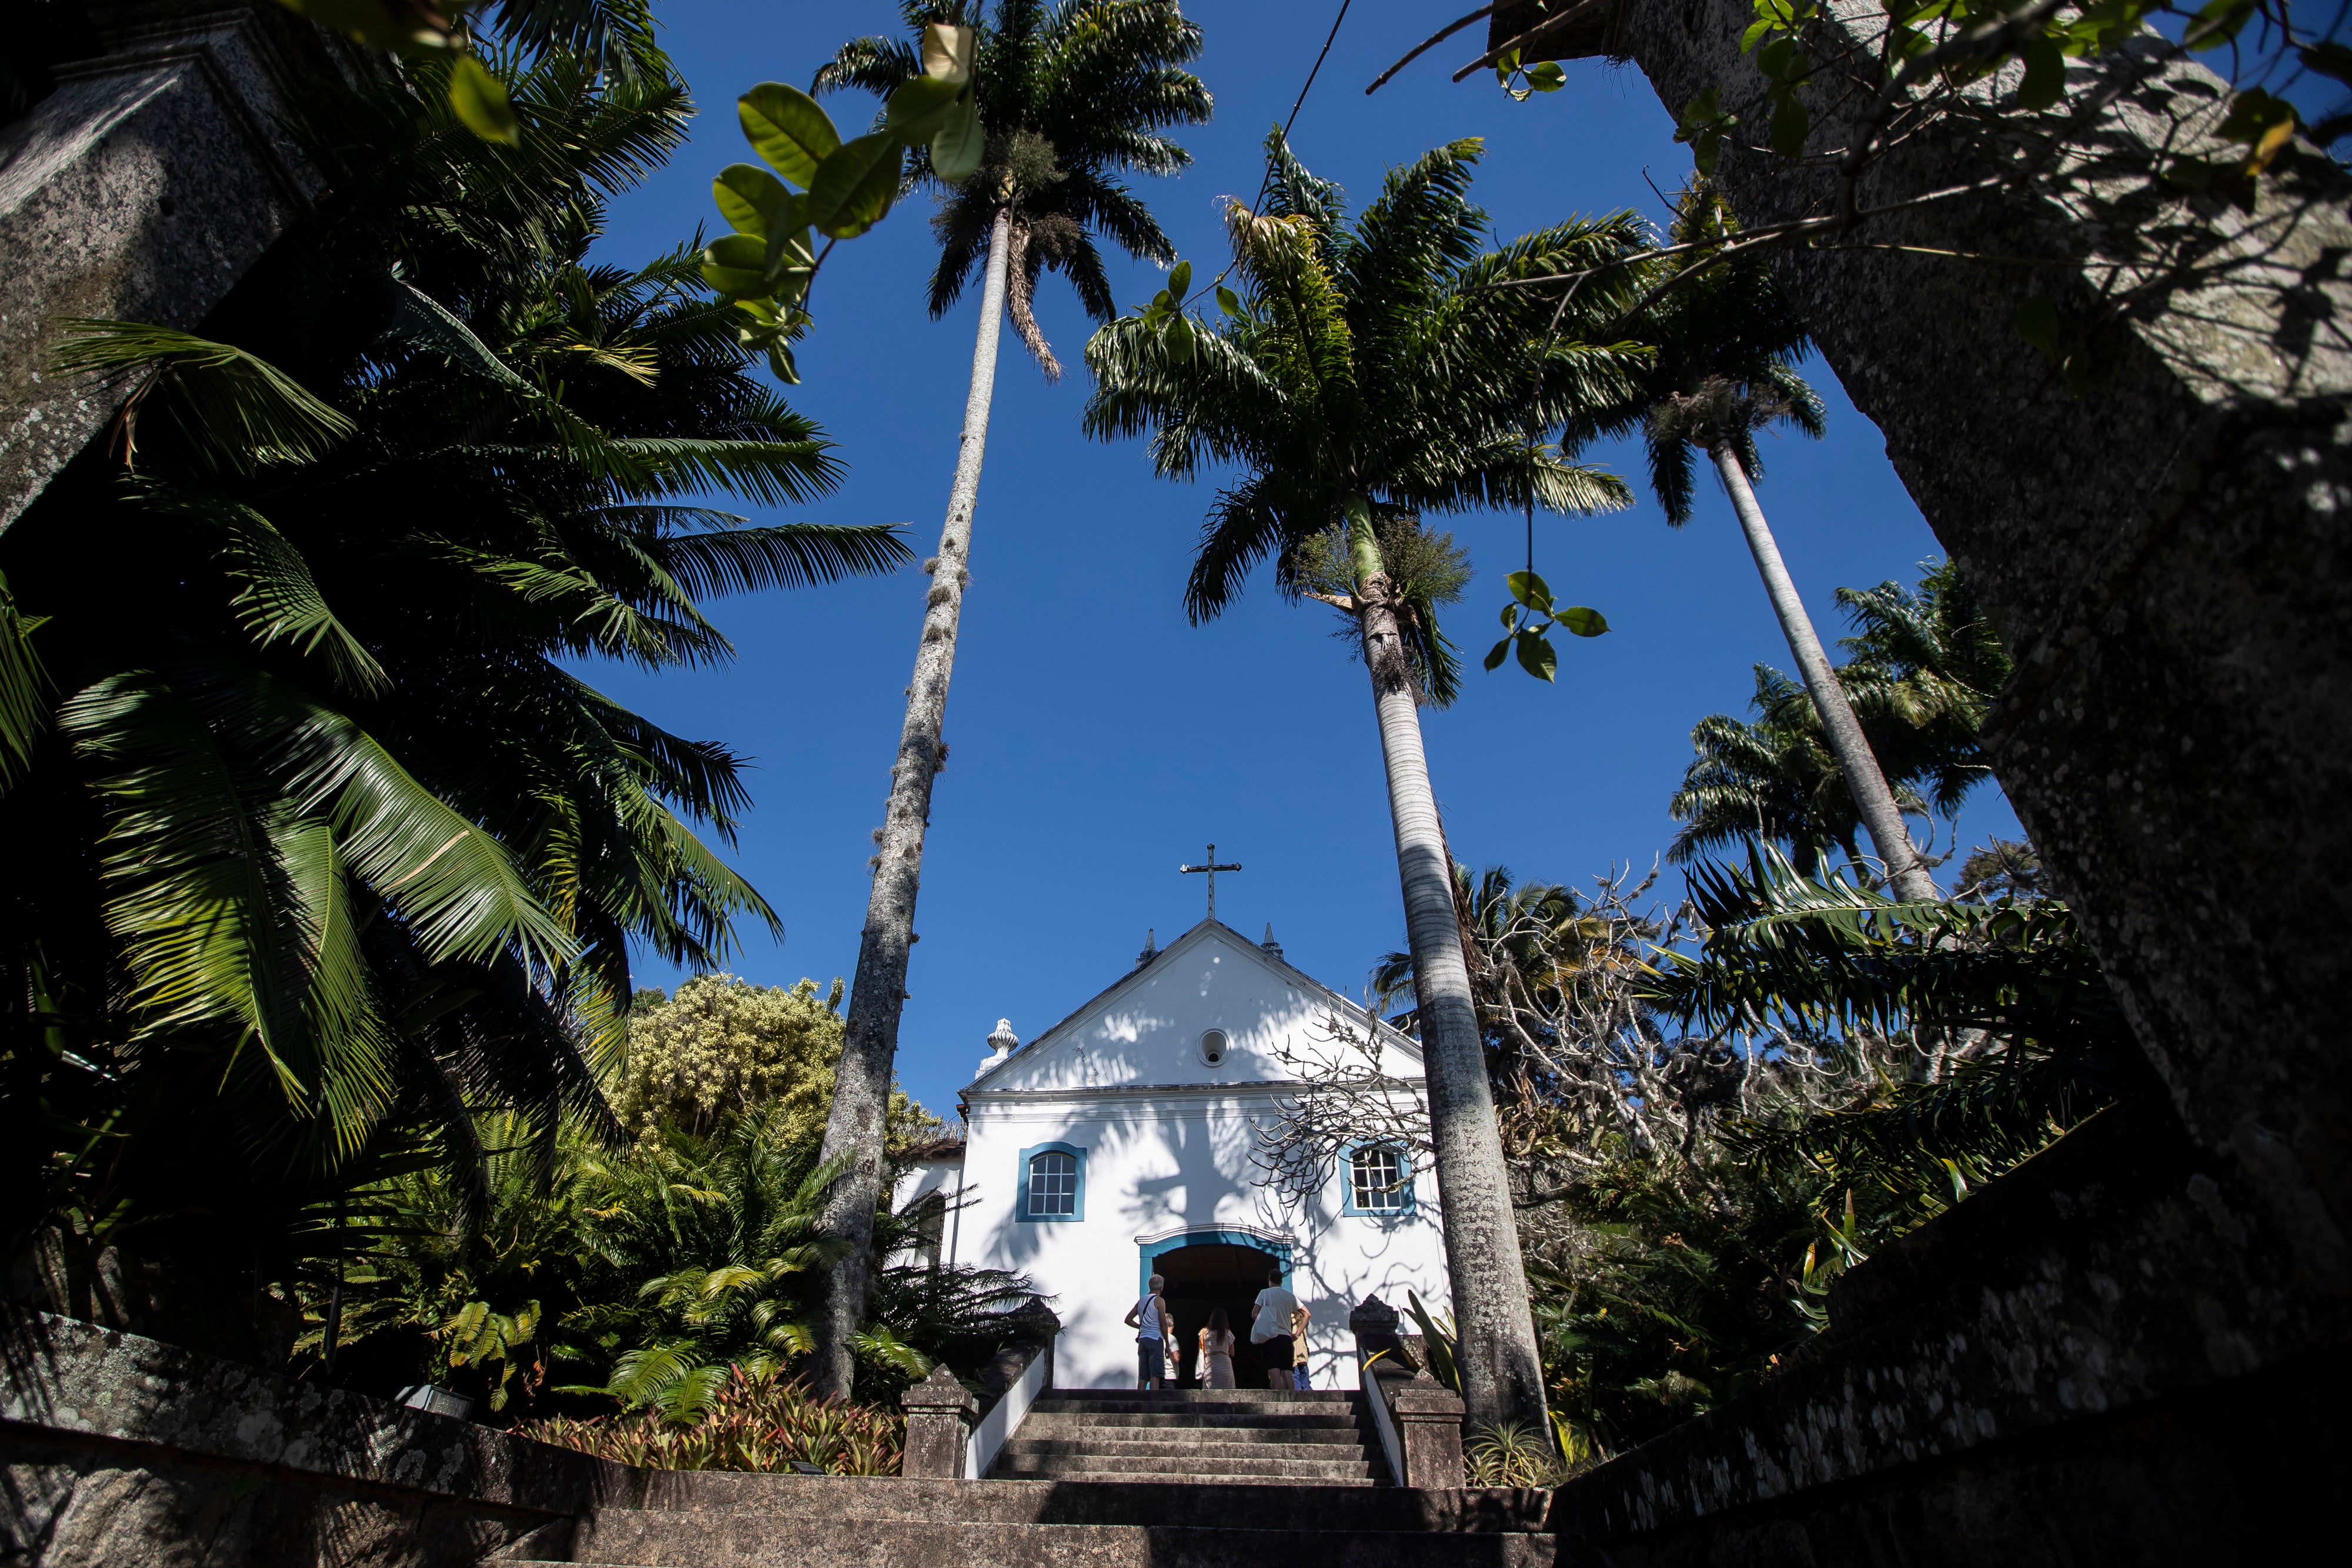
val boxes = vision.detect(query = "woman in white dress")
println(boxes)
[1198,1307,1237,1389]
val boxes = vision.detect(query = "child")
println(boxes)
[1289,1303,1312,1390]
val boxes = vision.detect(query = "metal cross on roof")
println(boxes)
[1178,843,1242,921]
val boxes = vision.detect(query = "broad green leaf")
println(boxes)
[447,55,520,146]
[1215,285,1241,316]
[1529,62,1566,91]
[1507,569,1554,611]
[1499,603,1518,629]
[1484,637,1511,673]
[1558,605,1610,637]
[807,133,901,239]
[2301,42,2352,89]
[1164,313,1194,365]
[886,75,961,138]
[1168,260,1194,298]
[2216,88,2297,174]
[2014,296,2062,361]
[765,341,799,385]
[1515,629,1558,682]
[2184,0,2256,51]
[2017,36,2064,111]
[929,98,984,183]
[922,22,976,83]
[714,164,794,239]
[739,83,841,189]
[1769,90,1810,158]
[700,234,770,300]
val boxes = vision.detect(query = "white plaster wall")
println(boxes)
[953,922,1451,1391]
[884,1155,963,1269]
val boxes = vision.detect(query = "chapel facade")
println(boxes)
[891,917,1451,1391]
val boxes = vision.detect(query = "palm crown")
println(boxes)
[1084,132,1651,695]
[816,1,1212,376]
[1621,184,1825,524]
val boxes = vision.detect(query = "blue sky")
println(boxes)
[587,0,2024,1118]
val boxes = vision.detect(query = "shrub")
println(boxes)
[518,1366,903,1475]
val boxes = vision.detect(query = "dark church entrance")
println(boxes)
[1153,1241,1285,1389]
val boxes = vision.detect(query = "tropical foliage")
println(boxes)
[818,0,1215,376]
[1086,131,1645,635]
[0,22,906,1363]
[1669,559,2012,877]
[302,980,1027,1422]
[1532,847,2133,1456]
[522,1365,906,1474]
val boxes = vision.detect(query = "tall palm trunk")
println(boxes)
[809,209,1013,1397]
[1708,437,1939,902]
[1352,534,1548,1433]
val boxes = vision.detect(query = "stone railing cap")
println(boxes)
[899,1363,978,1416]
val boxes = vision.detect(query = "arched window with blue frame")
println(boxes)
[1343,1142,1415,1216]
[1016,1141,1087,1222]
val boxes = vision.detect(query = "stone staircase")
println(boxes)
[499,1472,1560,1567]
[987,1388,1384,1485]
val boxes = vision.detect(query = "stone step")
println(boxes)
[1001,1436,1374,1462]
[1017,1410,1364,1432]
[1037,1388,1359,1404]
[964,1470,1387,1489]
[991,1452,1378,1482]
[535,1517,1556,1566]
[596,1475,1553,1534]
[1030,1395,1357,1416]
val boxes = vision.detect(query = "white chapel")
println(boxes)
[891,915,1452,1392]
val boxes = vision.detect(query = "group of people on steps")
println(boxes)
[1124,1268,1311,1391]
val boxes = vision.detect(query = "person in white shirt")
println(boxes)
[1123,1272,1174,1390]
[1249,1268,1299,1390]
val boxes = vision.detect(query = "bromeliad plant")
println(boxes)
[521,1365,905,1474]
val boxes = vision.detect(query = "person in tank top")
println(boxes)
[1123,1272,1174,1390]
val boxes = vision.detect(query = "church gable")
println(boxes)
[971,920,1416,1094]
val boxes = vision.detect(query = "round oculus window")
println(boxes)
[1200,1029,1228,1066]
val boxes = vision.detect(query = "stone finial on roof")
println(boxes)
[1137,928,1158,967]
[1261,922,1284,960]
[975,1018,1018,1081]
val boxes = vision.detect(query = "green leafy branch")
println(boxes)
[275,1,524,143]
[1485,569,1607,684]
[700,24,984,384]
[1493,46,1568,102]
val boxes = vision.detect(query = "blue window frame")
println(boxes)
[1015,1141,1086,1222]
[1342,1142,1415,1216]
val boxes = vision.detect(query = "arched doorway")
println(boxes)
[1148,1238,1288,1389]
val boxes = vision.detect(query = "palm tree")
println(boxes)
[1670,667,1892,878]
[1671,559,2012,879]
[1084,133,1648,1431]
[0,42,906,1340]
[1623,186,1939,902]
[804,0,1210,1396]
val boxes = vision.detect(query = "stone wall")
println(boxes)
[0,1,354,530]
[1,1310,626,1567]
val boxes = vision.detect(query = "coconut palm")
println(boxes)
[1623,185,1938,901]
[0,44,906,1339]
[803,0,1210,1396]
[1084,132,1648,1430]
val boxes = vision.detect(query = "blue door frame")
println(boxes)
[1138,1230,1293,1297]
